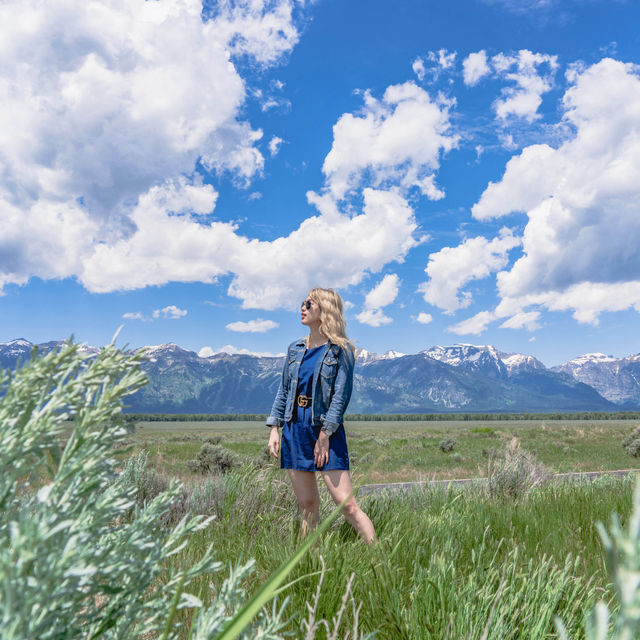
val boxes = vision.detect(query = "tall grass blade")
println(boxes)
[215,494,352,640]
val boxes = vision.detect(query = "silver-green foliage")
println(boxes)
[556,476,640,640]
[0,339,286,639]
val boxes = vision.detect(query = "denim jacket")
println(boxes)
[266,338,355,436]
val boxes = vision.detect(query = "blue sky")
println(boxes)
[1,0,640,366]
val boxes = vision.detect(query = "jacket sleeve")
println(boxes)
[320,345,355,435]
[266,350,290,427]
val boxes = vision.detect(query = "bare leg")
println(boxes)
[320,469,376,544]
[287,469,320,537]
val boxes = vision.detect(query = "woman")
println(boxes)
[266,287,375,544]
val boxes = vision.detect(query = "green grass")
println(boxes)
[129,419,640,484]
[120,420,640,637]
[163,468,634,639]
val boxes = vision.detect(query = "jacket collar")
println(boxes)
[295,337,340,356]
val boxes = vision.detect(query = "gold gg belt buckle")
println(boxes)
[297,394,311,407]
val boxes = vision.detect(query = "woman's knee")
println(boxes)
[341,499,359,519]
[297,497,319,514]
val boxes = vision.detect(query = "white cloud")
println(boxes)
[0,6,441,315]
[122,305,186,321]
[434,49,457,70]
[122,312,146,321]
[0,0,301,291]
[199,344,284,358]
[226,318,279,332]
[80,180,419,307]
[355,308,393,327]
[357,274,399,326]
[472,58,640,325]
[268,135,284,156]
[491,50,558,122]
[153,305,188,319]
[412,50,456,83]
[321,82,459,200]
[412,58,426,82]
[481,0,554,14]
[447,311,496,336]
[418,228,521,313]
[205,0,301,65]
[499,311,541,331]
[462,51,490,86]
[363,274,400,309]
[415,312,433,325]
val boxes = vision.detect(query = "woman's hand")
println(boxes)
[268,426,280,459]
[314,430,330,469]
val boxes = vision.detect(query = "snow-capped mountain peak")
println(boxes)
[355,347,406,364]
[421,344,545,375]
[501,353,546,373]
[565,353,617,366]
[380,349,406,360]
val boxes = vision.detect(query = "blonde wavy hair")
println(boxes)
[305,287,355,354]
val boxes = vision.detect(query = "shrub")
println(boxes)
[0,338,292,639]
[556,477,640,640]
[439,437,456,452]
[487,437,550,500]
[204,435,223,446]
[187,443,243,474]
[622,425,640,457]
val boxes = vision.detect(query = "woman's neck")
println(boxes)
[307,327,327,348]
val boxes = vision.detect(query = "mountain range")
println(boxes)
[2,338,639,414]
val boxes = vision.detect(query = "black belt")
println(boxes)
[297,394,311,407]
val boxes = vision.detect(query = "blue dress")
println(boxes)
[280,344,350,472]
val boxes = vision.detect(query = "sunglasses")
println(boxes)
[301,299,314,310]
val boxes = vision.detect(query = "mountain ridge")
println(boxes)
[2,338,638,413]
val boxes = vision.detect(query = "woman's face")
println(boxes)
[300,295,321,327]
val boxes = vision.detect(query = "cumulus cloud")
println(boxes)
[199,344,284,358]
[204,0,301,65]
[356,274,399,326]
[321,82,459,200]
[0,0,459,317]
[462,50,490,86]
[447,310,496,336]
[418,228,521,313]
[481,0,555,14]
[472,58,640,325]
[413,50,456,83]
[499,310,541,331]
[415,312,433,324]
[122,305,187,321]
[491,50,558,121]
[268,135,284,156]
[363,273,400,308]
[226,318,279,332]
[80,181,419,307]
[153,305,188,319]
[355,308,393,327]
[0,0,300,291]
[412,58,427,82]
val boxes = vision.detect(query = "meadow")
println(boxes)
[113,418,640,637]
[9,343,640,639]
[129,418,640,485]
[148,465,634,639]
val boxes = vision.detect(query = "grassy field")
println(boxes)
[130,418,640,485]
[156,467,635,639]
[123,419,640,637]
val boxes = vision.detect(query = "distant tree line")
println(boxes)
[124,411,640,423]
